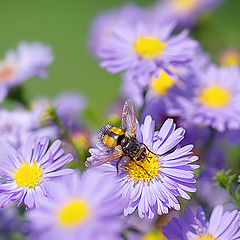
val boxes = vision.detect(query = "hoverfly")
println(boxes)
[87,99,159,173]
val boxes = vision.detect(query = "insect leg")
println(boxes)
[116,156,123,175]
[140,142,161,157]
[132,160,151,177]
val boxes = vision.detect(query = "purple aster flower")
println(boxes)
[0,107,57,149]
[89,3,145,58]
[151,0,223,29]
[129,227,167,240]
[53,91,86,130]
[87,115,199,219]
[121,67,185,121]
[32,91,86,131]
[26,170,124,240]
[98,21,198,78]
[168,65,240,132]
[219,48,240,67]
[163,205,240,240]
[0,42,53,102]
[0,136,74,209]
[125,212,179,240]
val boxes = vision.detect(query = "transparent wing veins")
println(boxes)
[121,99,136,138]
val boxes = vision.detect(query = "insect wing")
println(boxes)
[121,99,136,138]
[86,149,123,167]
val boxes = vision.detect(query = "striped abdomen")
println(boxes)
[102,127,125,148]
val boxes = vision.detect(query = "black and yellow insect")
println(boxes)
[87,99,159,174]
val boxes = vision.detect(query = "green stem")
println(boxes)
[139,87,147,118]
[216,171,240,209]
[227,184,240,209]
[49,106,85,171]
[121,233,128,240]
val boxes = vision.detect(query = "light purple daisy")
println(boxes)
[53,91,86,129]
[88,116,199,219]
[0,42,53,102]
[26,170,123,240]
[121,67,184,120]
[163,205,240,240]
[98,21,199,77]
[168,65,240,132]
[89,3,145,58]
[125,212,178,240]
[32,91,86,130]
[219,48,240,67]
[0,107,57,149]
[0,136,74,209]
[151,0,223,29]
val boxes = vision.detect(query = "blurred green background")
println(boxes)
[0,0,239,127]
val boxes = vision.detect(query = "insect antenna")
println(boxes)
[140,142,161,157]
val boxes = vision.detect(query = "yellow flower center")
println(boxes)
[9,160,42,188]
[199,86,231,108]
[195,233,216,240]
[123,152,161,183]
[172,0,198,12]
[142,229,167,240]
[220,52,240,66]
[150,70,175,95]
[134,36,166,59]
[0,62,17,83]
[57,199,90,227]
[73,134,89,151]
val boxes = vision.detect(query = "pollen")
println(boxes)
[123,152,161,183]
[195,233,216,240]
[134,36,166,59]
[150,70,175,95]
[10,160,42,188]
[0,62,17,83]
[143,229,167,240]
[199,85,231,108]
[172,0,198,12]
[57,199,90,227]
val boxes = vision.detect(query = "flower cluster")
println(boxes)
[0,0,240,239]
